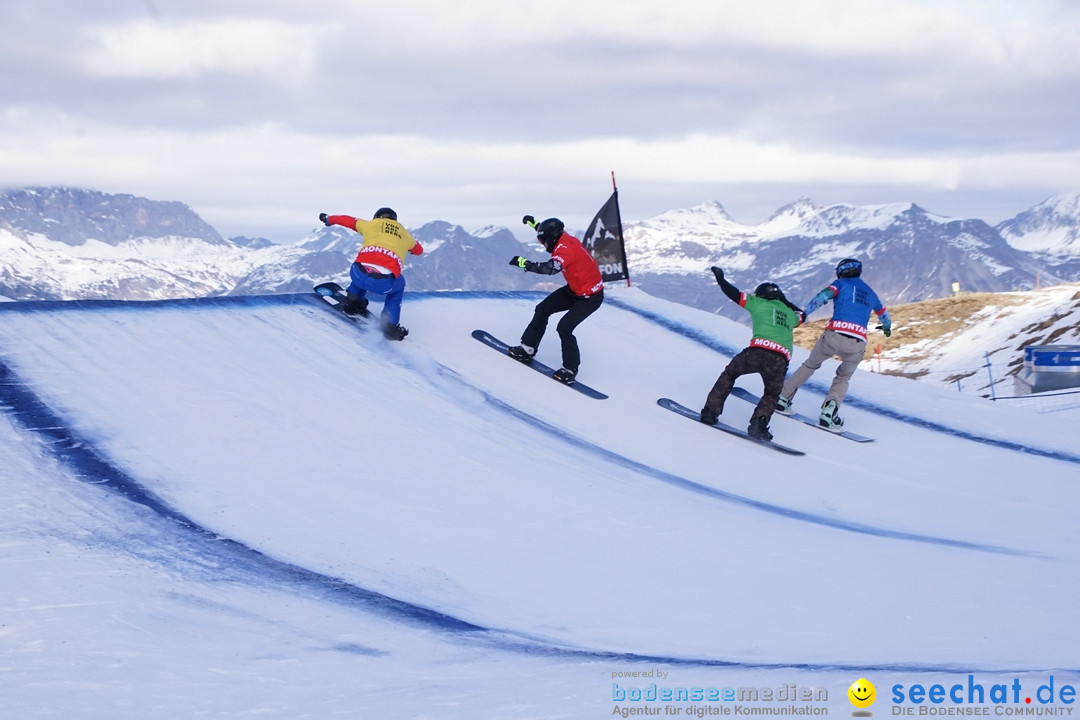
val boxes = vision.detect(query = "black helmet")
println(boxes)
[754,282,784,301]
[536,217,564,250]
[374,207,397,221]
[836,258,862,278]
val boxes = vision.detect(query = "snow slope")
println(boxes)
[1,289,1078,719]
[861,284,1080,406]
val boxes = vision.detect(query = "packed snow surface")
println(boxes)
[0,288,1077,718]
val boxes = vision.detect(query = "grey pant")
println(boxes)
[781,330,866,408]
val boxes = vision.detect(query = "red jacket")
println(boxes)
[552,233,604,297]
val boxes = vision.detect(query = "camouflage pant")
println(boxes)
[704,347,790,421]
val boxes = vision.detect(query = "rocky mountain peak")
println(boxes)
[997,191,1080,259]
[0,186,226,247]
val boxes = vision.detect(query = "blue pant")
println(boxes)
[346,262,408,325]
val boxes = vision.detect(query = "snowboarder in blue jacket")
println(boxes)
[777,258,892,431]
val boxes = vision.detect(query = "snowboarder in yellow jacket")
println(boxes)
[319,207,423,340]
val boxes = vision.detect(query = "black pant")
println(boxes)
[704,347,789,421]
[521,287,604,370]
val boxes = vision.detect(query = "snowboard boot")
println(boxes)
[747,415,773,441]
[819,399,845,432]
[382,323,409,341]
[342,294,369,317]
[552,366,577,384]
[775,395,793,415]
[508,344,535,364]
[699,406,719,426]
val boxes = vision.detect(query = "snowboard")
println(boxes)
[656,397,805,456]
[314,281,372,321]
[471,329,608,400]
[729,387,874,443]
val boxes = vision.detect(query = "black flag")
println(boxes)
[582,188,630,285]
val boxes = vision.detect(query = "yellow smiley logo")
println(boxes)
[848,678,876,708]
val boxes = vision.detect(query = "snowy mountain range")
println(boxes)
[0,188,546,301]
[997,192,1080,278]
[624,197,1072,320]
[3,187,1080,319]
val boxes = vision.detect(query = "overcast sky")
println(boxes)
[2,0,1079,243]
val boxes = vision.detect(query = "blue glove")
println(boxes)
[318,212,329,225]
[510,256,528,269]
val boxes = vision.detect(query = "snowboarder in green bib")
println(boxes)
[700,266,804,441]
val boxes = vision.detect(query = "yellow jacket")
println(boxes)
[326,214,423,277]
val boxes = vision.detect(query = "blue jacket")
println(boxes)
[804,276,890,341]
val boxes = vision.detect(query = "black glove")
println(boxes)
[522,215,536,228]
[711,266,724,284]
[878,324,893,338]
[319,212,329,225]
[510,256,528,269]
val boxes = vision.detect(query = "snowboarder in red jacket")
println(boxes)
[507,215,604,384]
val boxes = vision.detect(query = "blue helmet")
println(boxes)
[836,258,862,278]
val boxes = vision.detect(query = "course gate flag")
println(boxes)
[582,172,630,286]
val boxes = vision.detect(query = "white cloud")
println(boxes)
[6,108,1080,240]
[331,0,1080,76]
[80,18,330,82]
[3,0,1079,238]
